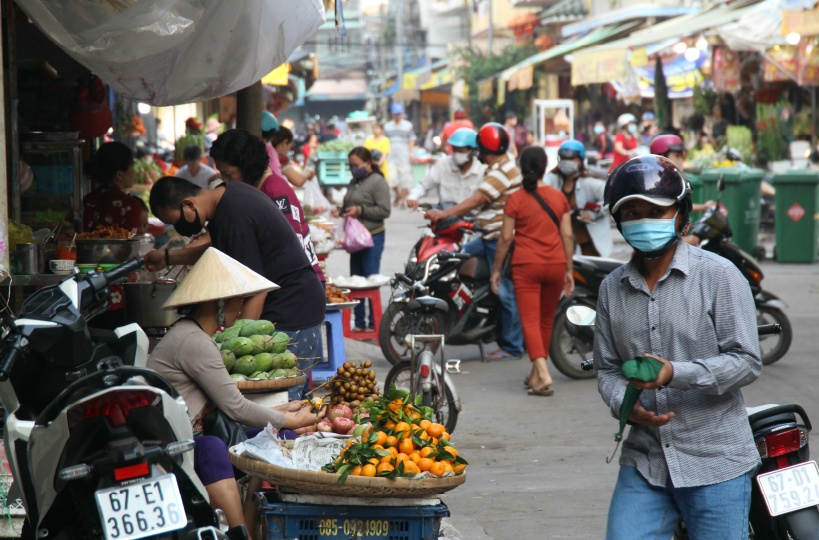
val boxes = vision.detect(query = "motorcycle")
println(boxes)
[1,259,236,540]
[567,306,819,539]
[379,215,502,364]
[691,179,792,365]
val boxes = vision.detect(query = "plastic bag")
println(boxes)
[341,217,373,254]
[18,0,325,105]
[301,178,330,216]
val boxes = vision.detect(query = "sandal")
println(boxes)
[486,349,520,360]
[528,387,555,397]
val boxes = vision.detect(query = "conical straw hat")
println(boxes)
[162,247,279,309]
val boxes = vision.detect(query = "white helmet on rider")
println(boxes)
[617,113,637,130]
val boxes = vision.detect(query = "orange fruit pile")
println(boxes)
[321,389,467,481]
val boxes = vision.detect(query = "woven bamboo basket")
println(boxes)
[235,375,306,394]
[229,449,465,497]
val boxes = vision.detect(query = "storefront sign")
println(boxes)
[781,7,819,37]
[632,53,705,99]
[712,46,741,92]
[477,79,494,101]
[571,49,630,86]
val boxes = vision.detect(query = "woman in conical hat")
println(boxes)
[148,247,323,535]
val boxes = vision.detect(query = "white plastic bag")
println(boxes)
[301,178,331,216]
[18,0,325,105]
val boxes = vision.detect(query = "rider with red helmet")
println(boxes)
[596,154,761,539]
[425,122,525,359]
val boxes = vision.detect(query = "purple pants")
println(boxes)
[192,428,297,486]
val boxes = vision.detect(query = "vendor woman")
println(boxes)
[83,141,144,234]
[148,247,323,536]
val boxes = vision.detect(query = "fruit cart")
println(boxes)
[316,140,355,188]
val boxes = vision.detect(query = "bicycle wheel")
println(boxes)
[384,361,459,434]
[379,304,443,366]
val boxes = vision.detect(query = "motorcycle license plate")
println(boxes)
[95,474,187,540]
[757,461,819,516]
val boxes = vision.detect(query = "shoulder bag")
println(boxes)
[201,406,248,448]
[501,189,562,278]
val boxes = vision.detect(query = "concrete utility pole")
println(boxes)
[395,0,404,93]
[236,81,262,136]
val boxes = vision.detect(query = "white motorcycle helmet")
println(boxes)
[617,113,637,130]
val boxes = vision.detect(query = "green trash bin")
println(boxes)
[772,170,819,263]
[701,168,765,254]
[684,169,704,223]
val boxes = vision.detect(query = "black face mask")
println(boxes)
[175,204,203,237]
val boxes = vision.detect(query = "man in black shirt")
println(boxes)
[145,177,326,397]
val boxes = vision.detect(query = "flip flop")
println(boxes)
[486,349,520,360]
[528,387,555,397]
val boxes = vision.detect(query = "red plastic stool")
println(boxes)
[342,287,383,341]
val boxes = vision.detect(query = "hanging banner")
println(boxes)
[571,49,630,86]
[477,79,494,101]
[631,53,705,99]
[764,45,799,82]
[712,46,741,92]
[799,39,819,85]
[781,7,819,37]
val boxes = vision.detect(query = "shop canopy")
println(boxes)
[569,0,765,86]
[718,0,813,52]
[560,3,697,38]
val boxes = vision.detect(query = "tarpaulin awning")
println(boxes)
[306,78,368,101]
[540,0,587,26]
[569,0,765,86]
[561,3,697,38]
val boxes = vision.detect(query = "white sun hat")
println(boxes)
[162,247,279,310]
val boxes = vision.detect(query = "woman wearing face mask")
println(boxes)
[610,113,639,171]
[592,121,613,160]
[331,147,391,331]
[545,140,612,257]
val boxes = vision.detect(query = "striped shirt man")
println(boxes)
[474,155,522,240]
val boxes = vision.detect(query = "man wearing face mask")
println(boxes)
[407,128,486,211]
[544,140,612,257]
[594,155,761,539]
[143,176,326,346]
[610,113,639,171]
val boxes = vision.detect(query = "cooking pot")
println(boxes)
[124,278,181,328]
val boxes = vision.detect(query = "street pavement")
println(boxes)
[322,205,819,539]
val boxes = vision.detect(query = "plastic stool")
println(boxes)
[312,309,346,381]
[342,287,383,341]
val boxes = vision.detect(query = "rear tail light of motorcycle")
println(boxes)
[746,269,763,286]
[114,462,150,481]
[756,426,808,459]
[68,390,163,429]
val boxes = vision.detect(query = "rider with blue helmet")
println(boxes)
[544,139,613,257]
[407,128,486,210]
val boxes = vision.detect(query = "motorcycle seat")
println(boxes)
[407,296,449,314]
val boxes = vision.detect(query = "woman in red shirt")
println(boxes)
[83,141,144,233]
[491,146,574,396]
[610,113,639,171]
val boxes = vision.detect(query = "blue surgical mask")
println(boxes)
[628,124,638,134]
[620,211,678,253]
[594,125,605,135]
[351,166,369,180]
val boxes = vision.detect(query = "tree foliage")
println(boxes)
[453,44,539,125]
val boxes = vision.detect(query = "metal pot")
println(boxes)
[124,279,181,329]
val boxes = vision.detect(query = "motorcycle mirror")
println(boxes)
[566,306,596,327]
[717,174,725,193]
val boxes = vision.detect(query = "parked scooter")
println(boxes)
[1,260,236,540]
[567,306,819,539]
[379,214,503,365]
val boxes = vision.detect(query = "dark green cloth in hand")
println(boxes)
[615,355,665,442]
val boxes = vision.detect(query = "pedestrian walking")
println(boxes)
[544,140,612,257]
[425,122,524,360]
[592,120,613,159]
[331,147,391,331]
[594,155,762,539]
[407,128,485,210]
[383,103,415,208]
[490,146,574,395]
[503,111,519,159]
[364,122,391,181]
[610,113,639,171]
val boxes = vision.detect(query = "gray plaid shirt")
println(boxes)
[593,241,762,488]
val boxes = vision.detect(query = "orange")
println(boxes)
[442,461,454,474]
[420,446,435,458]
[426,423,445,438]
[429,462,446,477]
[403,461,419,475]
[394,422,411,439]
[398,438,415,455]
[431,437,439,446]
[418,431,431,442]
[387,446,399,457]
[395,453,410,465]
[362,427,372,439]
[375,431,388,446]
[352,466,363,476]
[410,411,421,421]
[380,455,394,465]
[372,444,384,451]
[409,451,421,464]
[418,419,432,430]
[453,463,466,475]
[388,402,401,413]
[368,457,380,466]
[377,462,394,474]
[384,420,396,430]
[440,432,450,441]
[362,464,377,477]
[418,458,434,472]
[386,436,399,448]
[441,446,458,460]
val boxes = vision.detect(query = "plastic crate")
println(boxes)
[317,152,348,160]
[318,158,352,187]
[259,494,449,540]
